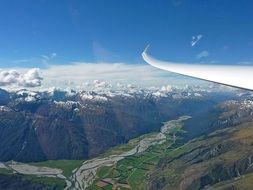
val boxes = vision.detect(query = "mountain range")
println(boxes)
[0,85,238,163]
[1,84,253,189]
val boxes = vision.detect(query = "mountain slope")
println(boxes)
[0,86,231,162]
[149,108,253,190]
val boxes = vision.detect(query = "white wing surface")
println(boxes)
[142,47,253,90]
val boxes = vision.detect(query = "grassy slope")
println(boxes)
[150,121,253,190]
[211,173,253,190]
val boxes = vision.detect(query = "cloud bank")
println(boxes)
[40,62,203,90]
[0,68,43,87]
[0,61,206,90]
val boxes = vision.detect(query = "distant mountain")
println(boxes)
[0,86,240,162]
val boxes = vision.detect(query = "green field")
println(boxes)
[89,117,188,190]
[0,167,12,175]
[90,144,175,190]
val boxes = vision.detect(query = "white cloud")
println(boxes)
[0,68,43,87]
[21,68,43,87]
[40,62,202,90]
[0,62,205,90]
[196,50,209,59]
[93,80,112,89]
[161,85,172,93]
[191,34,203,46]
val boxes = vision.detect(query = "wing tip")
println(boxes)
[143,44,150,54]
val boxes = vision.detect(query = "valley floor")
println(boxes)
[0,116,190,190]
[1,115,253,190]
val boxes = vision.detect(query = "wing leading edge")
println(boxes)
[142,47,253,91]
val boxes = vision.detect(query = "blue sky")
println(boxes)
[0,0,253,68]
[0,1,253,89]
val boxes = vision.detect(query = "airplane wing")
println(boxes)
[142,47,253,91]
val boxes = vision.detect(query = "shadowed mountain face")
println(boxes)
[0,87,233,162]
